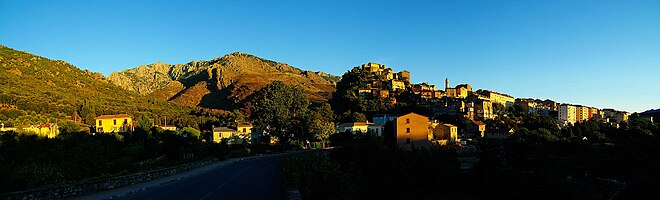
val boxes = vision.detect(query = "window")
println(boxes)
[113,120,117,125]
[406,138,411,144]
[406,118,410,124]
[243,128,246,132]
[124,119,127,124]
[98,120,102,126]
[406,128,410,133]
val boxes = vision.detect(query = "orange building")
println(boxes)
[393,112,431,150]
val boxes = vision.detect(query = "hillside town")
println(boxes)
[0,62,646,147]
[333,62,641,147]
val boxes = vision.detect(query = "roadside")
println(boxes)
[74,150,305,200]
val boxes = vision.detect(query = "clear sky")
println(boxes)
[1,0,658,112]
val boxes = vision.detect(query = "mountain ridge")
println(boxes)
[107,52,339,112]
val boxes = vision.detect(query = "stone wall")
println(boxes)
[0,159,218,200]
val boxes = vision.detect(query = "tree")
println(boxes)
[310,119,335,148]
[136,114,153,132]
[251,81,311,144]
[179,126,201,139]
[58,121,82,134]
[79,100,96,125]
[340,111,366,123]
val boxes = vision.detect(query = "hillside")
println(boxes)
[0,45,192,125]
[108,52,339,111]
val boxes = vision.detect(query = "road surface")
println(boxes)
[119,155,287,200]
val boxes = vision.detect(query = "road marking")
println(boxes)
[214,165,252,190]
[199,192,213,200]
[216,182,228,189]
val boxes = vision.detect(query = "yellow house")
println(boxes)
[96,114,133,133]
[237,122,253,139]
[21,123,59,138]
[212,127,236,143]
[337,122,383,136]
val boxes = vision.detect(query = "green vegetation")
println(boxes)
[330,69,394,122]
[0,128,230,193]
[0,45,212,129]
[250,81,335,148]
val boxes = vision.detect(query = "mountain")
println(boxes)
[0,45,192,125]
[108,52,339,111]
[641,109,660,114]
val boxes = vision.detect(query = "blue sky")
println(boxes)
[1,0,658,112]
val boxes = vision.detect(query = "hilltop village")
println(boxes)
[331,62,636,148]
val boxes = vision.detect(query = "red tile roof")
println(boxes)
[36,123,57,128]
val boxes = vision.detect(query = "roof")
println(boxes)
[373,114,397,118]
[36,123,57,128]
[237,122,253,127]
[480,90,514,98]
[442,123,457,127]
[338,122,380,127]
[96,114,132,119]
[471,120,486,126]
[400,112,428,118]
[213,127,236,132]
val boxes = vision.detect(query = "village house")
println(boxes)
[466,120,486,137]
[559,104,577,125]
[396,70,410,82]
[157,125,177,131]
[373,114,397,126]
[212,126,236,143]
[387,80,405,91]
[433,123,458,145]
[336,122,383,136]
[358,88,372,98]
[236,122,253,143]
[95,114,133,133]
[575,105,590,122]
[0,122,17,132]
[444,78,471,98]
[19,123,60,138]
[515,98,539,114]
[386,112,431,150]
[477,90,515,107]
[474,99,494,119]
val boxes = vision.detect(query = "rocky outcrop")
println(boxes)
[108,52,340,110]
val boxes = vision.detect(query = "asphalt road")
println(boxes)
[119,155,287,200]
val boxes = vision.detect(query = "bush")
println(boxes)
[310,141,324,149]
[282,153,342,200]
